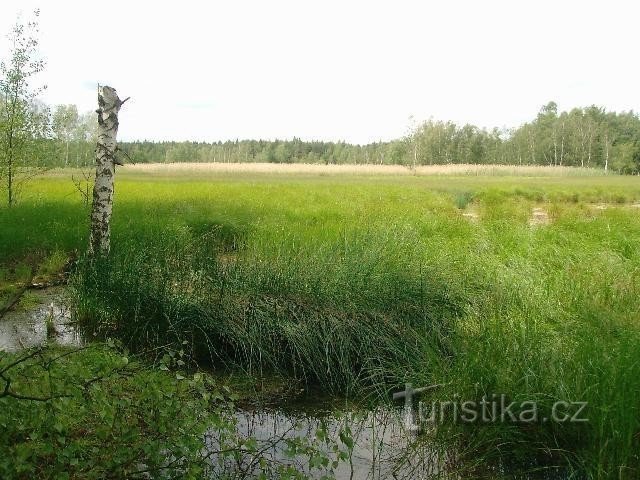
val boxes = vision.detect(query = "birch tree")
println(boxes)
[88,86,128,256]
[0,10,49,207]
[52,104,79,167]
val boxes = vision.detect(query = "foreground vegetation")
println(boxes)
[1,344,217,478]
[0,343,356,479]
[1,166,640,478]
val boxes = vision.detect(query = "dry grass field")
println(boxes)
[121,162,608,177]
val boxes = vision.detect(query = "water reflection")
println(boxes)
[206,406,446,479]
[0,287,83,352]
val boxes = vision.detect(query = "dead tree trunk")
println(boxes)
[89,86,127,256]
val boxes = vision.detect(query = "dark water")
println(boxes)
[0,287,83,352]
[206,406,446,479]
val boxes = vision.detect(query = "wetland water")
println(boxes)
[0,286,83,352]
[0,288,440,479]
[209,406,441,479]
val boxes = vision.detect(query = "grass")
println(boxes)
[15,291,40,311]
[2,166,640,478]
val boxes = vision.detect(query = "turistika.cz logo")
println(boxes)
[393,384,588,431]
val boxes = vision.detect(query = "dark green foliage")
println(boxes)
[0,344,225,479]
[0,344,353,479]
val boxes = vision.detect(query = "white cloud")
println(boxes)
[1,0,639,144]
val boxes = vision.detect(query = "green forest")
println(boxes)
[5,100,640,173]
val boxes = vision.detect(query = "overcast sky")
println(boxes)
[1,0,639,144]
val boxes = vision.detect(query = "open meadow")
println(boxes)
[3,0,640,476]
[1,164,640,478]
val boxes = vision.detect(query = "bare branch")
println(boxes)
[0,347,44,375]
[115,146,134,164]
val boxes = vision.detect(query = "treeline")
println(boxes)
[38,101,639,174]
[416,102,640,172]
[2,12,640,177]
[6,100,640,174]
[407,102,640,170]
[120,138,407,166]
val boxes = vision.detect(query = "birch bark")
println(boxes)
[89,85,126,255]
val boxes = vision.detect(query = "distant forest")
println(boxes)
[28,101,640,174]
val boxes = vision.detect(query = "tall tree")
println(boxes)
[75,110,99,167]
[0,10,49,206]
[89,86,128,256]
[52,104,79,167]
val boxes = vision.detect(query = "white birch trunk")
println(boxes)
[413,142,417,170]
[604,132,609,173]
[89,86,126,256]
[559,121,565,166]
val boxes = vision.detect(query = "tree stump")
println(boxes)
[89,86,127,256]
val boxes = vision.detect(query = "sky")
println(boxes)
[1,0,639,144]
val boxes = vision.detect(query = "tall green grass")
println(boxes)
[3,171,640,478]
